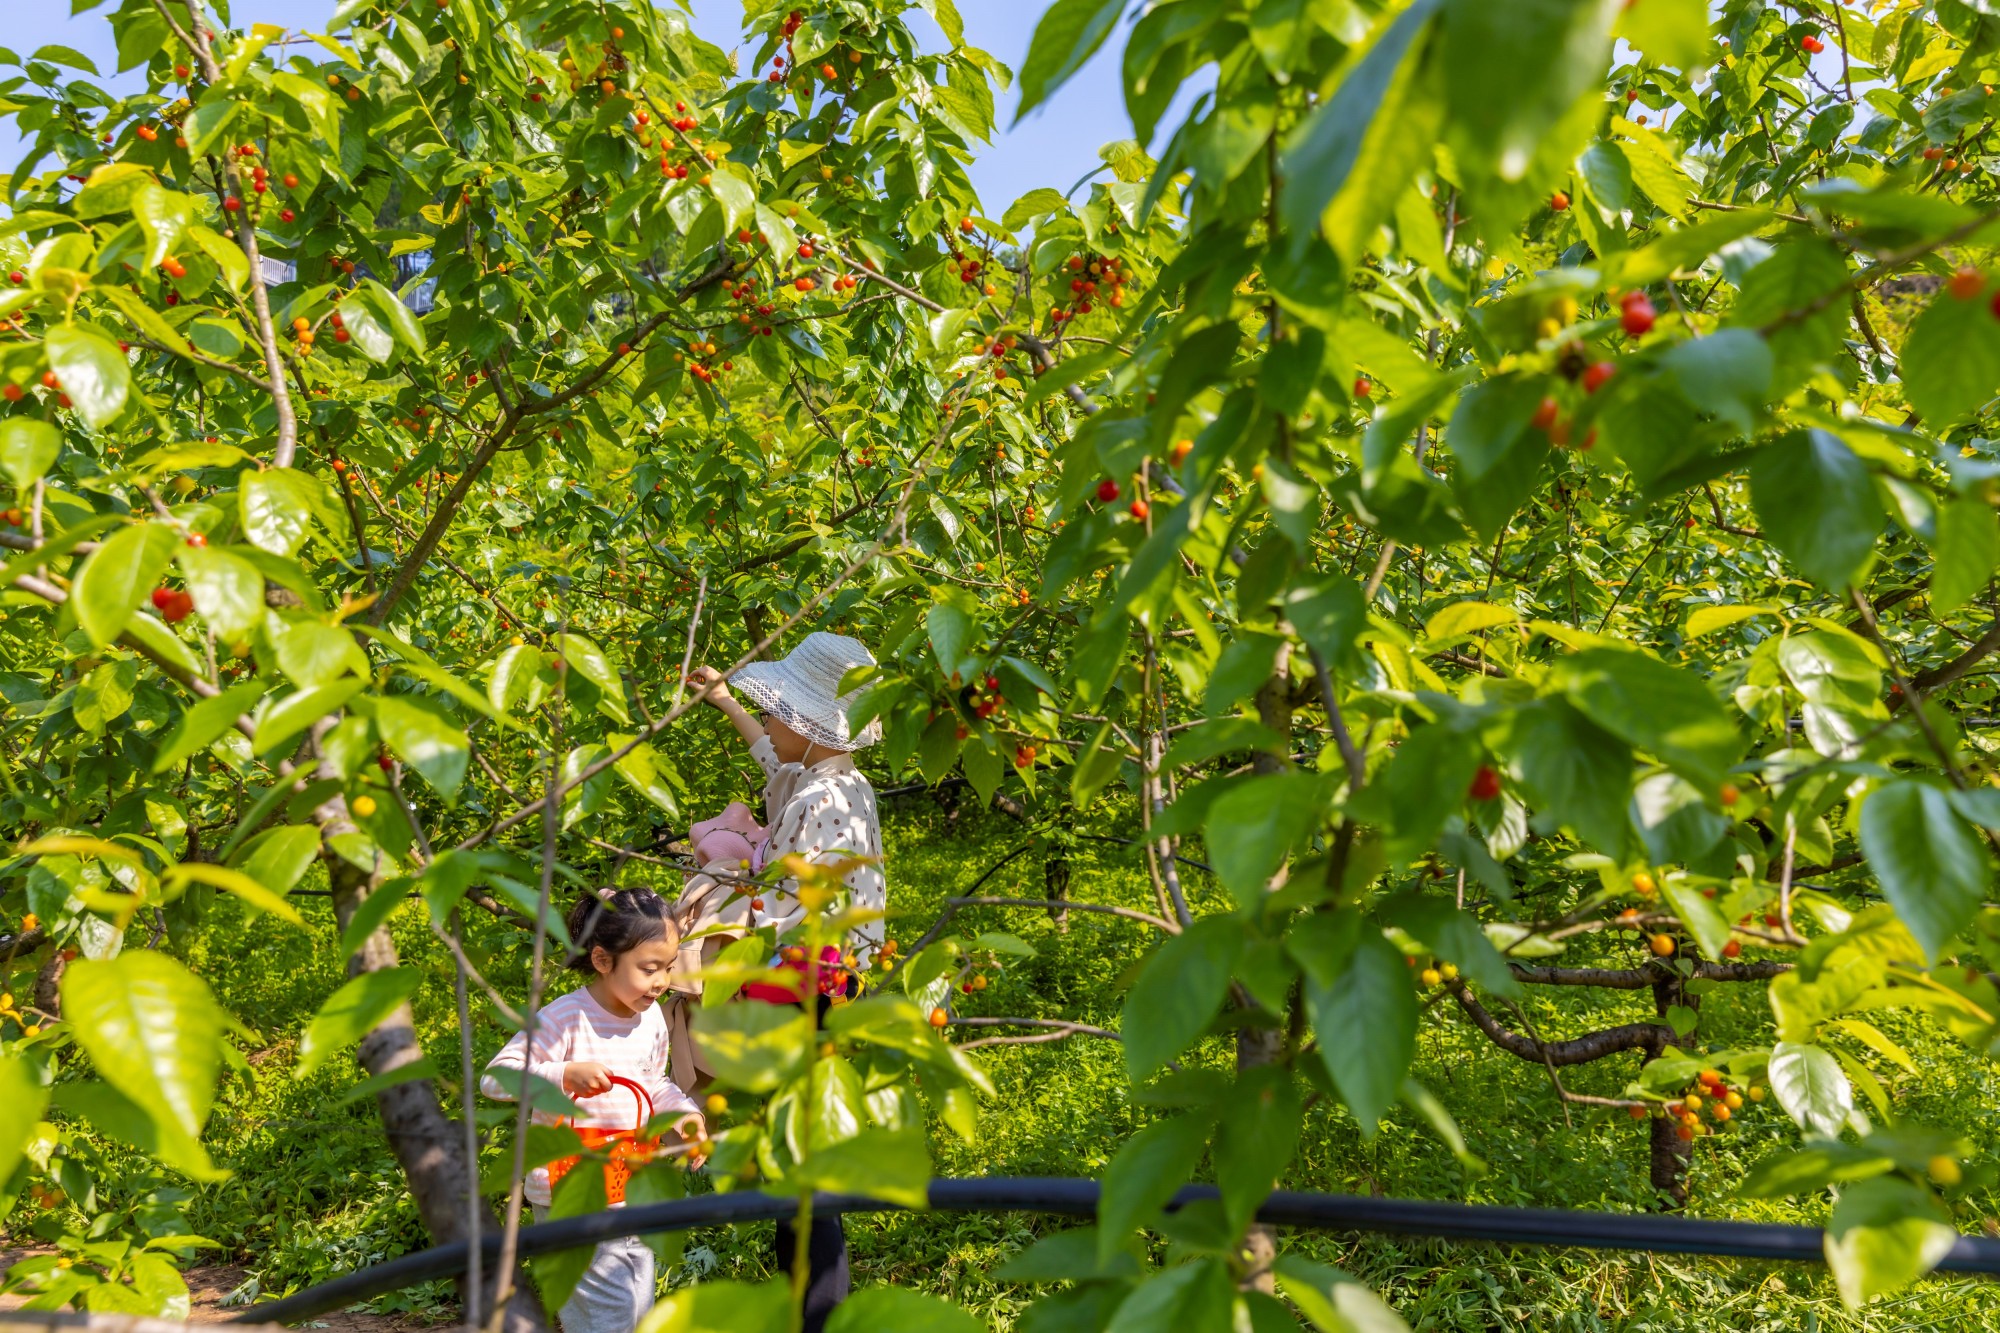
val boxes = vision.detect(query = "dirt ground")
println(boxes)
[0,1250,436,1331]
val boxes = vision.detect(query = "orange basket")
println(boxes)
[546,1074,658,1205]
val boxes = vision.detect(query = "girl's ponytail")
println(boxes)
[565,887,675,973]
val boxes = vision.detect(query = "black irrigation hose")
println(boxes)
[230,1175,2000,1325]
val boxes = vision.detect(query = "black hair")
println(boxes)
[564,888,676,973]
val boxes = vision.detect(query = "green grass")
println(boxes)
[65,797,2000,1329]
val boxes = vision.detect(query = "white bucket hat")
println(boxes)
[731,631,882,752]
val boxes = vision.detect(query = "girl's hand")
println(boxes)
[562,1061,614,1097]
[672,1112,709,1168]
[687,665,733,708]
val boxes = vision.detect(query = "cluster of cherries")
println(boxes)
[149,585,196,623]
[1048,251,1129,328]
[1653,1066,1762,1140]
[1094,476,1148,521]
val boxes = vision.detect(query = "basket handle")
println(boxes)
[604,1074,654,1133]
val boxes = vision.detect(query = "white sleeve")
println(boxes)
[749,734,783,781]
[480,1013,568,1102]
[652,1023,698,1117]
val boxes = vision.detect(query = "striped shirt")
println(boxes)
[480,986,697,1206]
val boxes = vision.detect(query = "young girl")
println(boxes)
[482,888,704,1333]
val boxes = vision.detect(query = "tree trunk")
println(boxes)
[32,949,66,1020]
[1236,646,1294,1293]
[1645,968,1695,1209]
[325,852,548,1332]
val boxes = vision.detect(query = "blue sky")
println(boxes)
[0,1,1193,215]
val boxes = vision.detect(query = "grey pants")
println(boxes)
[533,1209,655,1333]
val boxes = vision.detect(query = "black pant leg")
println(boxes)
[771,1213,850,1333]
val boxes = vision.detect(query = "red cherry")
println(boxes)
[279,209,296,223]
[1582,361,1616,394]
[1550,191,1570,212]
[1095,477,1120,503]
[1128,499,1149,520]
[1468,765,1502,801]
[1353,377,1371,398]
[150,587,173,611]
[1531,396,1559,431]
[185,532,207,547]
[1621,297,1655,337]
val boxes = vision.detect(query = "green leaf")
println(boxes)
[1275,1255,1413,1333]
[152,680,263,772]
[1612,208,1771,286]
[1931,498,1997,614]
[1659,330,1771,437]
[556,631,629,723]
[1615,122,1696,220]
[45,323,131,430]
[1442,375,1552,540]
[1859,780,1986,964]
[792,1124,932,1209]
[609,736,682,818]
[1739,1143,1896,1199]
[1214,1066,1303,1234]
[1750,429,1884,590]
[824,1287,983,1333]
[1201,772,1326,908]
[274,618,368,688]
[163,862,306,927]
[1902,286,2000,427]
[371,696,469,801]
[1308,932,1417,1136]
[689,1002,811,1093]
[1280,0,1445,266]
[1104,1260,1233,1333]
[1553,647,1739,791]
[1096,1112,1210,1259]
[183,99,239,160]
[239,467,324,557]
[1016,0,1124,122]
[189,225,250,294]
[338,293,396,363]
[1613,0,1713,72]
[52,1080,225,1181]
[295,968,421,1080]
[0,418,60,491]
[271,70,341,154]
[1123,916,1242,1082]
[1441,0,1616,183]
[1824,1176,1961,1309]
[175,545,265,642]
[230,824,322,896]
[1500,699,1633,859]
[633,1279,791,1333]
[74,163,154,218]
[1361,721,1485,863]
[1658,879,1733,962]
[73,522,180,648]
[1768,1040,1854,1138]
[60,953,227,1139]
[0,1055,53,1187]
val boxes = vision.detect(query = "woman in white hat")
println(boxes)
[683,631,885,1333]
[685,630,885,964]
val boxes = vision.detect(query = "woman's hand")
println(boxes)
[687,665,733,708]
[562,1061,614,1097]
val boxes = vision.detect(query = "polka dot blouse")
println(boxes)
[748,735,886,959]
